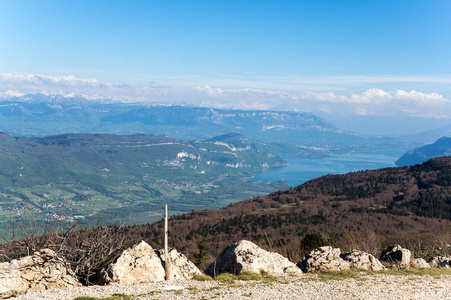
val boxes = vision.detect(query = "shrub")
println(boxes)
[300,233,327,255]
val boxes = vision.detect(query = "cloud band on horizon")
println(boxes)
[0,73,449,119]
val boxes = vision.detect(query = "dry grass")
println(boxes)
[311,268,451,282]
[192,274,213,281]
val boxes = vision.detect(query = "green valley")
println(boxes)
[0,132,288,225]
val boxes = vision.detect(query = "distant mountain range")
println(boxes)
[0,132,288,225]
[396,137,451,166]
[402,124,451,145]
[0,94,403,157]
[139,156,451,260]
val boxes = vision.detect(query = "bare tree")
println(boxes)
[0,210,127,285]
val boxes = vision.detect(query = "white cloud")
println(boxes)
[144,73,451,92]
[285,89,450,118]
[0,73,450,118]
[2,90,25,97]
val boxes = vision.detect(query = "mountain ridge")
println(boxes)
[396,136,451,166]
[0,95,385,157]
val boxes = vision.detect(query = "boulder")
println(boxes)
[205,240,302,277]
[429,256,451,268]
[297,246,350,272]
[99,241,166,284]
[410,258,431,269]
[0,249,79,299]
[380,245,411,268]
[340,250,384,271]
[157,248,202,280]
[99,241,201,285]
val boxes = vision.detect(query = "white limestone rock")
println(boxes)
[340,249,384,271]
[157,248,202,280]
[0,249,79,299]
[205,240,302,277]
[99,241,166,285]
[410,258,431,269]
[297,246,350,273]
[99,241,201,285]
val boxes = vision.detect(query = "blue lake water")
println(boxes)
[251,150,405,187]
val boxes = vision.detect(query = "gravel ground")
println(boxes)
[11,274,451,300]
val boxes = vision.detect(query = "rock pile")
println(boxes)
[205,240,302,277]
[340,249,384,271]
[0,249,79,299]
[429,256,451,268]
[297,246,350,272]
[99,241,201,285]
[210,242,446,275]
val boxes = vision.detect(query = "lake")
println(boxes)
[251,150,405,187]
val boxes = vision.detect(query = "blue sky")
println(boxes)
[0,0,450,118]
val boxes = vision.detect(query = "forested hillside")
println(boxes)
[396,136,451,166]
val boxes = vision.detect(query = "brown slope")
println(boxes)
[134,156,451,262]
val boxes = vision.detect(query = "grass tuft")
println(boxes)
[237,271,261,281]
[193,274,213,281]
[317,269,364,281]
[373,268,451,276]
[74,294,132,300]
[214,273,237,284]
[259,269,278,282]
[313,268,451,282]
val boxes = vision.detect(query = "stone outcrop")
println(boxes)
[340,250,384,271]
[99,241,201,285]
[0,249,79,299]
[205,240,302,277]
[156,248,202,280]
[429,256,451,268]
[410,258,431,269]
[297,246,350,273]
[380,245,411,268]
[99,241,165,285]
